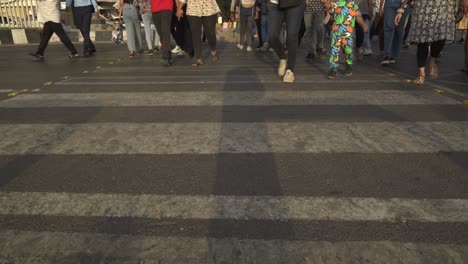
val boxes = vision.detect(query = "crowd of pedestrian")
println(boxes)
[30,0,468,83]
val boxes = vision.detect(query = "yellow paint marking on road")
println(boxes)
[463,100,468,105]
[108,62,114,64]
[96,66,102,69]
[82,70,89,74]
[32,89,41,92]
[8,92,17,97]
[432,89,444,94]
[387,73,396,76]
[63,76,70,79]
[43,81,53,86]
[404,79,412,83]
[20,89,29,92]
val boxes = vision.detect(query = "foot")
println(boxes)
[344,65,353,77]
[355,48,363,61]
[68,53,80,59]
[211,51,219,62]
[362,48,373,56]
[192,59,204,67]
[381,56,390,65]
[161,58,174,66]
[171,45,181,54]
[246,46,253,52]
[283,69,295,83]
[327,68,338,79]
[316,48,326,55]
[128,51,136,57]
[237,44,244,50]
[29,52,44,61]
[147,49,154,56]
[260,43,270,51]
[154,47,161,54]
[388,57,396,64]
[429,60,439,79]
[413,75,425,85]
[277,59,287,77]
[305,52,316,61]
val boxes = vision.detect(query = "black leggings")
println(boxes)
[417,39,446,68]
[188,14,217,60]
[37,21,78,56]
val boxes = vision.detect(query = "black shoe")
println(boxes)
[89,48,96,55]
[129,51,136,58]
[161,58,174,66]
[305,52,316,61]
[327,68,337,79]
[68,53,80,59]
[153,47,161,54]
[147,49,154,56]
[29,52,44,61]
[388,57,396,64]
[344,65,353,76]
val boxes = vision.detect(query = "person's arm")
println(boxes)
[176,0,186,20]
[394,0,409,25]
[356,14,368,32]
[90,0,100,16]
[118,0,124,20]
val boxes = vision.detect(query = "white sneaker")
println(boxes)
[363,48,373,56]
[283,69,295,83]
[246,46,253,51]
[277,59,287,77]
[237,44,244,50]
[171,45,181,54]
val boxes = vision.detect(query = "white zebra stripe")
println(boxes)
[0,122,466,154]
[0,91,458,107]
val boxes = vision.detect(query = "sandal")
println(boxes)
[192,59,203,67]
[413,75,425,85]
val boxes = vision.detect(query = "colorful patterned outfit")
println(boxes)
[329,0,359,69]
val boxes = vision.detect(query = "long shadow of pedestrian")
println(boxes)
[206,67,301,263]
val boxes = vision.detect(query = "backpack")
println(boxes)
[241,0,256,8]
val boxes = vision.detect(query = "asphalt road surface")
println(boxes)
[0,42,468,264]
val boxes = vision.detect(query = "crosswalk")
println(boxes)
[0,46,468,263]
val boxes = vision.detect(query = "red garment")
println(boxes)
[151,0,173,12]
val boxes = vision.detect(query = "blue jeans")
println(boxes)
[383,3,409,58]
[268,2,306,71]
[141,12,160,50]
[304,11,324,52]
[123,4,142,52]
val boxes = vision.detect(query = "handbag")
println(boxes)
[278,0,304,9]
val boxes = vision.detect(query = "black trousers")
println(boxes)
[417,39,446,68]
[72,5,95,53]
[171,6,193,53]
[256,12,263,46]
[37,21,78,56]
[187,14,217,60]
[153,10,173,60]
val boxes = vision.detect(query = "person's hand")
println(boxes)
[94,12,100,18]
[176,8,184,21]
[363,22,369,32]
[230,11,235,21]
[235,13,240,21]
[394,12,402,26]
